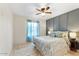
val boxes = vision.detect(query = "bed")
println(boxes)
[33,31,70,56]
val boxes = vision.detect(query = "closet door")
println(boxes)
[59,14,68,31]
[68,9,79,31]
[53,16,60,31]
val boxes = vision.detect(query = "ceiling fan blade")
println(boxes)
[46,6,50,10]
[41,8,45,12]
[36,8,41,12]
[36,13,41,15]
[45,12,52,14]
[44,3,50,10]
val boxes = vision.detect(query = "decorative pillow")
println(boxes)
[62,32,69,38]
[49,31,61,38]
[50,31,68,38]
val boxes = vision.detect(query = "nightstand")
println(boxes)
[75,39,79,49]
[70,38,77,52]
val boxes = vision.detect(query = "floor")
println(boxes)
[11,42,41,56]
[11,42,79,56]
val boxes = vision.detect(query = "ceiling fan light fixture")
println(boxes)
[35,4,52,15]
[41,13,45,16]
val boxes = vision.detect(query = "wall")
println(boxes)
[13,15,27,46]
[13,15,46,46]
[68,9,79,31]
[0,4,13,56]
[40,17,46,36]
[46,8,79,34]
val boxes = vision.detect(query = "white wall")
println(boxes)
[0,4,13,56]
[40,17,46,36]
[13,15,46,46]
[13,15,27,46]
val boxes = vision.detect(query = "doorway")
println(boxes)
[27,20,39,41]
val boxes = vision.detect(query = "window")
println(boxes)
[27,20,39,41]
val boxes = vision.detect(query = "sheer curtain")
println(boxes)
[27,20,39,41]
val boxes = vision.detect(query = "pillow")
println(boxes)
[50,31,68,38]
[49,31,62,38]
[62,32,68,38]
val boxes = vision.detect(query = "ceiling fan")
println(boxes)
[36,6,52,15]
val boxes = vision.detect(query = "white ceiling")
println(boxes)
[7,3,79,20]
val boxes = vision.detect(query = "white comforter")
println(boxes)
[33,36,69,56]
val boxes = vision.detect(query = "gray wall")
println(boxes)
[46,8,79,34]
[68,9,79,31]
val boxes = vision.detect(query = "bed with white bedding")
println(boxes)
[33,31,70,56]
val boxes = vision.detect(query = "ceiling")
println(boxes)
[7,3,79,20]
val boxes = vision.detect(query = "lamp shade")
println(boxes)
[48,31,51,34]
[69,32,76,38]
[41,13,45,16]
[48,28,53,35]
